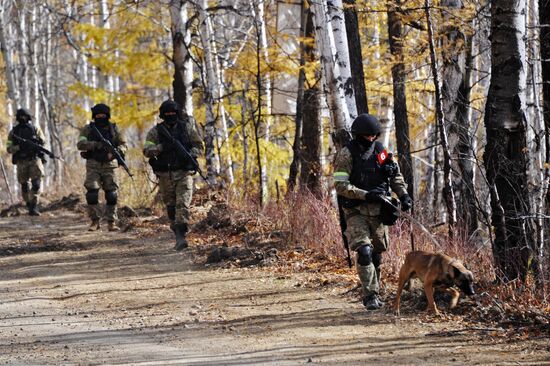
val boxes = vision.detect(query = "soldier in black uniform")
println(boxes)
[333,114,413,309]
[143,100,203,250]
[6,108,46,216]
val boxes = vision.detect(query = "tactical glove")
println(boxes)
[400,194,412,211]
[381,161,399,178]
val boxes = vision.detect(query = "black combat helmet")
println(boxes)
[351,114,381,136]
[91,103,111,119]
[159,99,180,120]
[16,108,32,122]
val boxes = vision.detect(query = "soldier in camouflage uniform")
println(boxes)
[143,100,203,251]
[77,103,127,232]
[333,114,412,310]
[6,108,45,216]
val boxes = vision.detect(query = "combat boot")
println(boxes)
[88,219,100,231]
[27,202,40,216]
[362,294,382,310]
[107,221,119,232]
[173,223,189,251]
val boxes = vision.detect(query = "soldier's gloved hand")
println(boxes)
[381,161,399,178]
[400,194,412,211]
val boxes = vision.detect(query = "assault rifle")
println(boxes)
[337,195,353,268]
[90,124,133,179]
[156,123,210,186]
[332,128,354,268]
[12,133,63,162]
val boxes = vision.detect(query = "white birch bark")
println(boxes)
[250,0,271,201]
[327,0,357,119]
[310,0,351,131]
[16,5,30,108]
[0,0,18,196]
[198,0,221,184]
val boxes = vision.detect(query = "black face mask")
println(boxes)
[357,136,374,149]
[94,117,109,126]
[163,114,178,124]
[17,116,30,124]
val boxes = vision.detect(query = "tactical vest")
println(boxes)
[12,123,42,163]
[340,140,390,208]
[148,120,195,173]
[82,122,119,163]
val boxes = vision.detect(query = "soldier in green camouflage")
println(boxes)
[143,100,203,251]
[77,103,127,232]
[333,114,412,310]
[6,108,45,216]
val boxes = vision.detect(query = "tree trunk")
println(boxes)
[170,0,194,116]
[251,0,271,204]
[288,1,308,192]
[456,34,479,237]
[425,0,457,234]
[387,1,414,200]
[198,0,220,186]
[343,0,368,114]
[327,0,357,119]
[440,0,478,233]
[311,0,351,131]
[484,0,533,281]
[300,87,322,195]
[540,0,550,281]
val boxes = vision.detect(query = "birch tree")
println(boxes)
[327,0,357,120]
[310,0,351,133]
[169,0,194,116]
[387,1,414,199]
[484,0,534,281]
[250,0,271,203]
[198,0,221,186]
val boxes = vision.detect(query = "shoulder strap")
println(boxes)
[374,141,385,154]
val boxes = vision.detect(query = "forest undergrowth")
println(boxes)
[1,186,549,340]
[184,188,550,340]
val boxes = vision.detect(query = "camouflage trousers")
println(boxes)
[84,161,118,222]
[343,203,389,297]
[156,170,194,225]
[16,158,44,205]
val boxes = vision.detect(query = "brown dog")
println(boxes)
[394,251,475,315]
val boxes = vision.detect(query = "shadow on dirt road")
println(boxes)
[0,212,548,365]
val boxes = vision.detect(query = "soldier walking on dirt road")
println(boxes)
[143,100,203,251]
[333,114,413,310]
[77,103,127,232]
[6,108,46,216]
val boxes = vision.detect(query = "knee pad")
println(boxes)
[105,190,118,205]
[372,252,382,268]
[31,178,41,192]
[167,205,176,221]
[21,182,30,193]
[86,189,99,205]
[357,244,373,266]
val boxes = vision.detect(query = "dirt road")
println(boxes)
[0,211,548,365]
